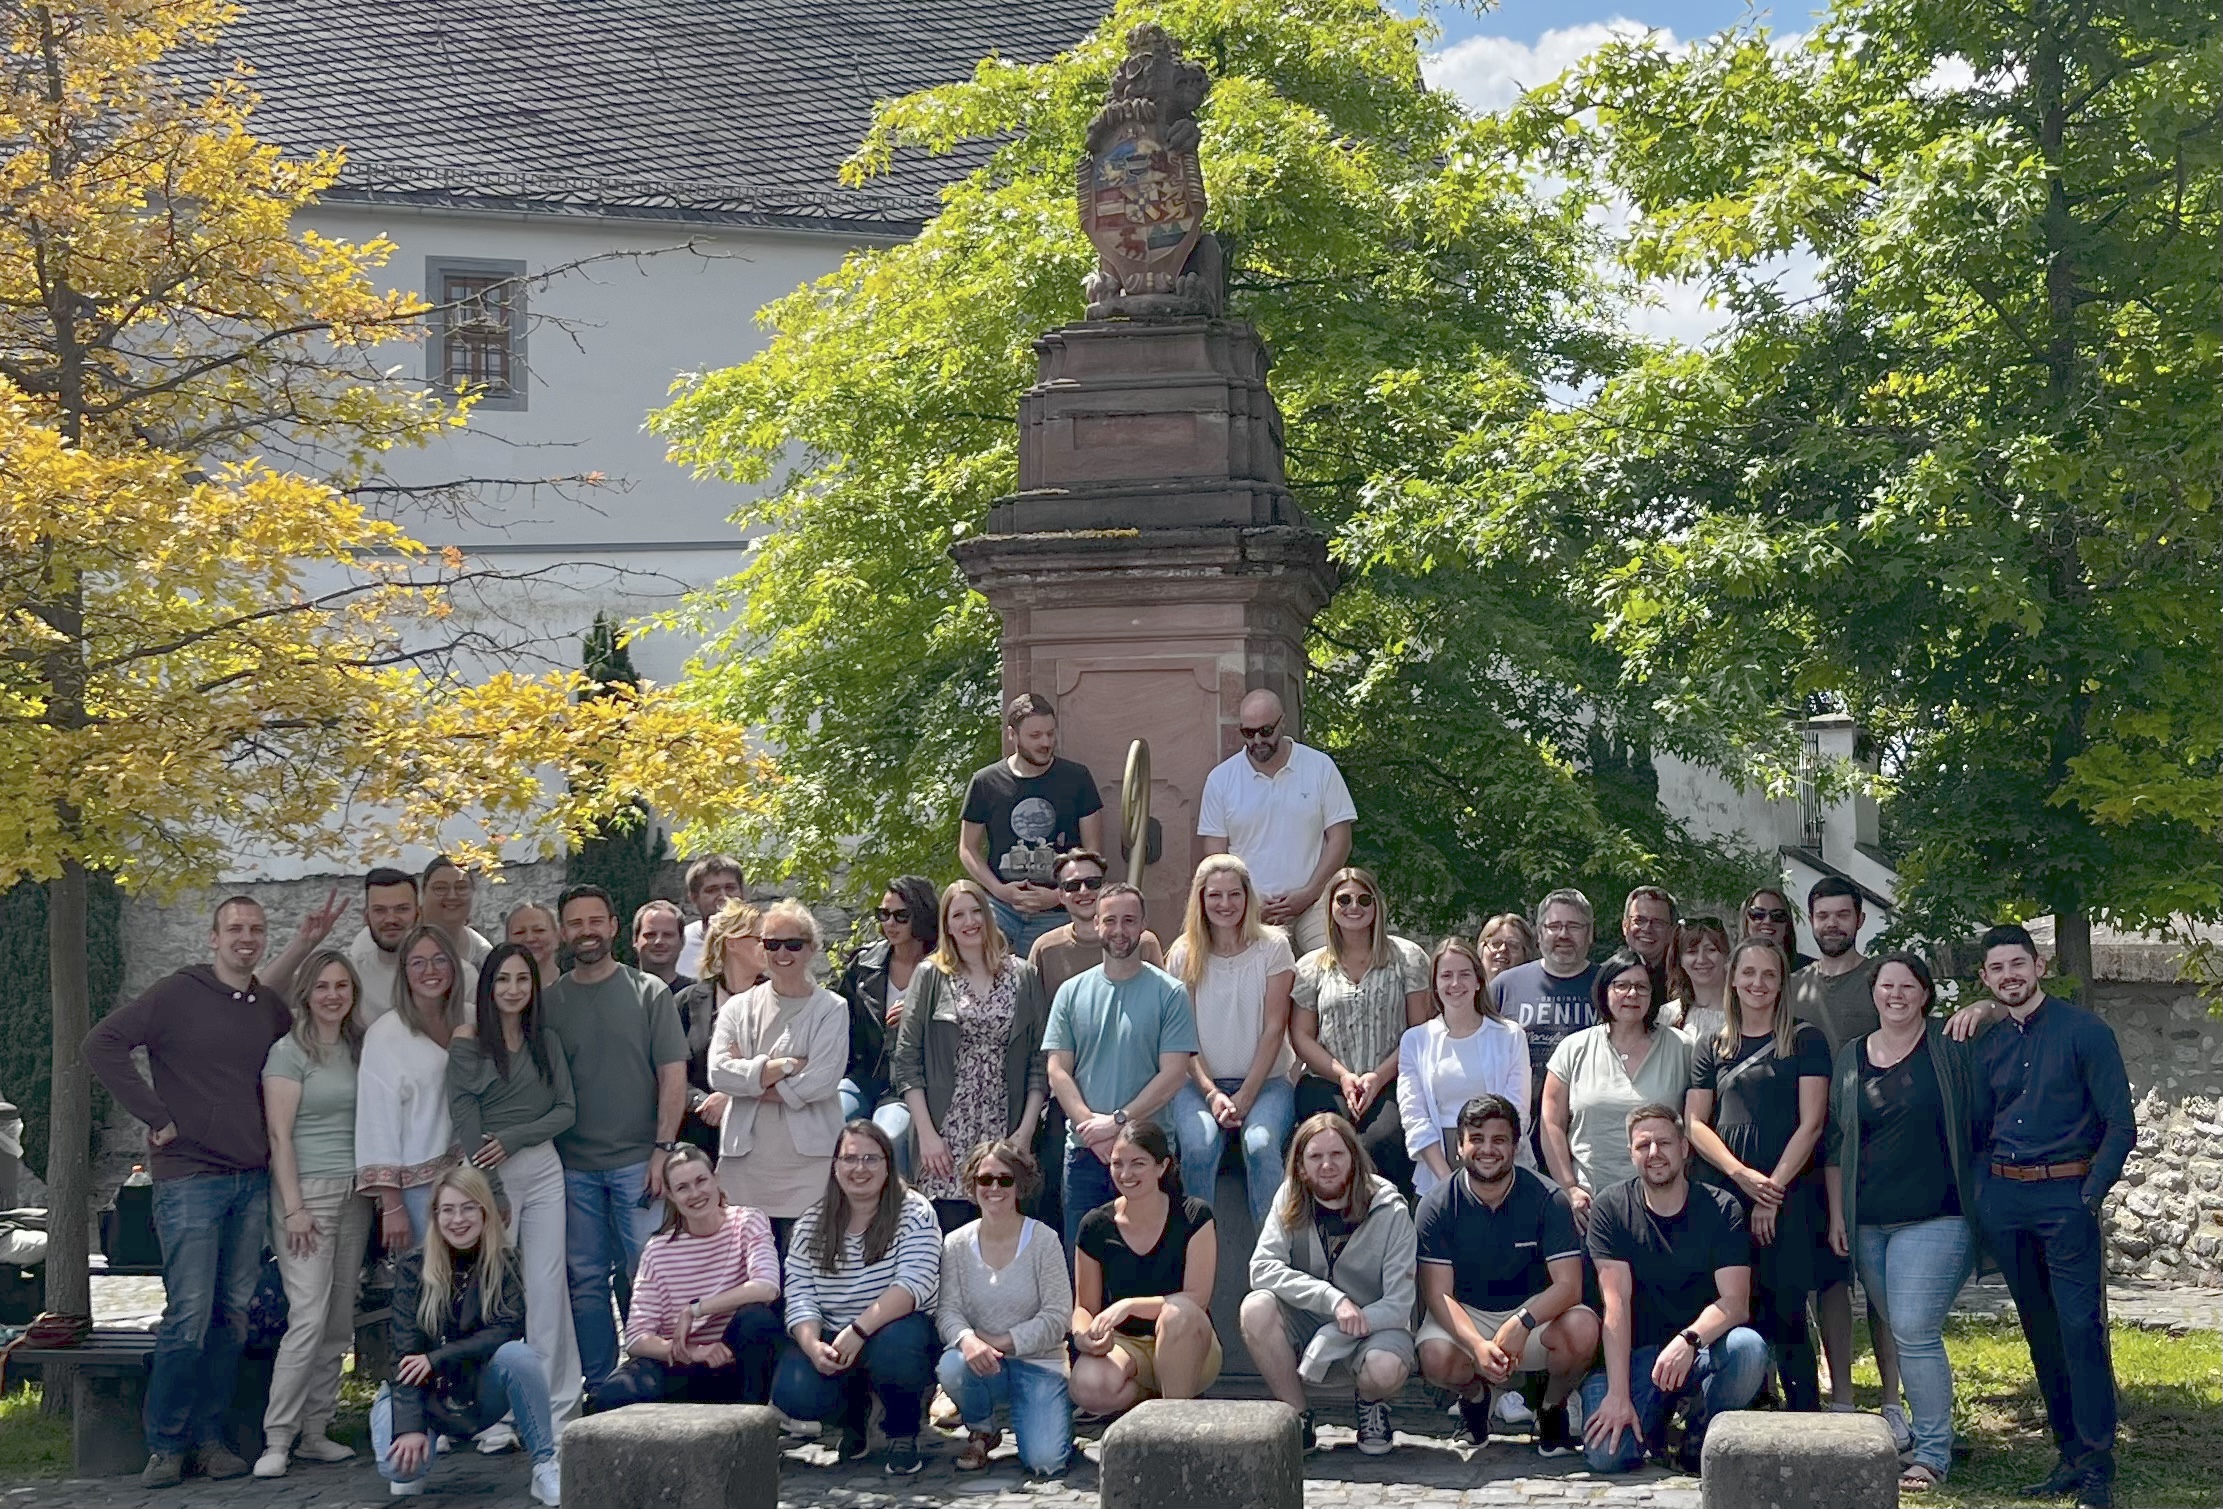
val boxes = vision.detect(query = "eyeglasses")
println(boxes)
[1747,907,1793,924]
[1332,893,1376,911]
[762,937,812,954]
[1540,920,1588,935]
[835,1153,886,1169]
[1238,721,1281,741]
[405,956,451,974]
[1606,978,1650,997]
[973,1172,1017,1189]
[875,907,910,923]
[1059,875,1105,894]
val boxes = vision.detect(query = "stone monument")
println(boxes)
[954,25,1334,931]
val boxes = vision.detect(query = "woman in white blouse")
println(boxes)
[357,925,467,1250]
[1397,937,1528,1198]
[1165,855,1297,1226]
[708,899,850,1250]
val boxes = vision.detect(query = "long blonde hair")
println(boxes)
[393,924,466,1037]
[1320,867,1393,975]
[415,1164,514,1336]
[1719,937,1797,1056]
[1173,853,1269,996]
[286,947,365,1064]
[701,898,765,991]
[929,879,1011,977]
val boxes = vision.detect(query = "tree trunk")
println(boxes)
[2053,910,2094,1006]
[43,859,93,1318]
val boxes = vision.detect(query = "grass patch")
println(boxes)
[1846,1317,2222,1508]
[0,1385,69,1480]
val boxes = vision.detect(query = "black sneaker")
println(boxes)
[2021,1460,2083,1498]
[835,1424,871,1463]
[1355,1397,1394,1456]
[1673,1427,1706,1476]
[2075,1469,2114,1509]
[1298,1409,1318,1454]
[1456,1397,1491,1445]
[1535,1404,1575,1458]
[883,1436,923,1477]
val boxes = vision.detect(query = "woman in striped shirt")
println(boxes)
[590,1146,783,1410]
[772,1120,942,1478]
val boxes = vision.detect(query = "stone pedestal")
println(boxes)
[957,317,1331,930]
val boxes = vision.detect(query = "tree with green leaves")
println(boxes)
[567,614,674,965]
[1439,0,2220,988]
[654,0,1765,932]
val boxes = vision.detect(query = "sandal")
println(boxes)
[955,1429,1001,1471]
[1899,1463,1941,1493]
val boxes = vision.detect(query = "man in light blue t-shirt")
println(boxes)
[1042,883,1197,1249]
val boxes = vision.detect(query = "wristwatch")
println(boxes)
[1680,1328,1703,1350]
[1514,1308,1539,1332]
[1112,1108,1130,1128]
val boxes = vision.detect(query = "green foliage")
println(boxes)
[566,615,671,965]
[654,0,1759,927]
[0,876,122,1179]
[1436,0,2222,944]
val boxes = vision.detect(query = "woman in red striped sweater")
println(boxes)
[590,1145,784,1409]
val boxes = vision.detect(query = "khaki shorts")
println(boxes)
[1106,1328,1225,1398]
[1416,1303,1552,1372]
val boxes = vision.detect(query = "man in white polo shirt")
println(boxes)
[1197,688,1356,955]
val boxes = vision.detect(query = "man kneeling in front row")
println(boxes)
[1581,1102,1768,1472]
[1415,1094,1597,1457]
[1242,1112,1419,1455]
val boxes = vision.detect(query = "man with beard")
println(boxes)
[631,899,693,992]
[1619,886,1678,1008]
[1414,1095,1597,1457]
[1027,850,1166,999]
[1968,925,2134,1509]
[674,854,744,981]
[1490,891,1601,1164]
[346,867,421,1027]
[1580,1104,1767,1474]
[1243,1112,1419,1456]
[542,884,691,1393]
[960,692,1106,955]
[1197,688,1356,955]
[1041,883,1197,1248]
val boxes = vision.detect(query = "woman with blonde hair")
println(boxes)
[358,924,466,1250]
[673,898,767,1153]
[1476,914,1538,992]
[892,880,1049,1231]
[708,899,850,1248]
[1165,854,1296,1224]
[372,1165,557,1504]
[254,948,373,1477]
[1398,938,1529,1197]
[1289,867,1430,1191]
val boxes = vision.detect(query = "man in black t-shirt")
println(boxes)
[1580,1102,1768,1474]
[1415,1096,1598,1457]
[958,692,1105,954]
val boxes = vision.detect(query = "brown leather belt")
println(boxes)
[1990,1159,2092,1182]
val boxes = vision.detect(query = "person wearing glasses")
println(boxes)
[1476,913,1538,994]
[775,1120,944,1476]
[673,899,768,1157]
[420,856,494,970]
[708,900,851,1251]
[358,925,469,1250]
[1619,887,1679,1009]
[1737,887,1814,971]
[1290,868,1430,1192]
[959,692,1107,956]
[1027,851,1167,997]
[891,881,1051,1231]
[934,1142,1074,1477]
[1664,917,1731,1044]
[1541,949,1694,1232]
[835,877,939,1181]
[1196,688,1358,956]
[1490,890,1603,1167]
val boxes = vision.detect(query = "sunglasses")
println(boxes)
[1333,893,1377,910]
[1059,875,1105,894]
[1747,907,1793,924]
[762,937,812,954]
[875,907,910,923]
[973,1172,1017,1189]
[1238,722,1281,740]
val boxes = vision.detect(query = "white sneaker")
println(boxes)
[476,1421,520,1455]
[1881,1404,1914,1454]
[531,1458,562,1506]
[1492,1388,1536,1429]
[295,1434,357,1464]
[251,1446,289,1479]
[778,1412,821,1438]
[389,1480,428,1498]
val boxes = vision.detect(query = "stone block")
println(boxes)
[561,1403,780,1509]
[72,1367,148,1477]
[1098,1398,1302,1509]
[1700,1410,1897,1509]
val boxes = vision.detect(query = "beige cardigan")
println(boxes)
[706,982,851,1160]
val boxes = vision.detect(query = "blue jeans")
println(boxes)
[1061,1143,1117,1252]
[1579,1326,1769,1472]
[1856,1216,1977,1474]
[372,1341,555,1482]
[990,899,1068,957]
[771,1310,937,1439]
[1172,1077,1295,1226]
[840,1080,915,1182]
[937,1350,1072,1475]
[1977,1174,2117,1476]
[563,1161,660,1392]
[146,1171,269,1454]
[400,1182,432,1244]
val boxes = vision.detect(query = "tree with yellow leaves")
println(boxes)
[0,0,757,1314]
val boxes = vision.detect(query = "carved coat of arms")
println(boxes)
[1078,26,1224,320]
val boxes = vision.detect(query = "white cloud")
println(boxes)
[1421,19,1672,115]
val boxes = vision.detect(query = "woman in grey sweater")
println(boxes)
[933,1141,1073,1477]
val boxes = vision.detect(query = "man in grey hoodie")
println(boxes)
[1241,1111,1418,1456]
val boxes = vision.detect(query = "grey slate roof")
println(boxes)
[190,0,1108,230]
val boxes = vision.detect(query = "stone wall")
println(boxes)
[2089,981,2223,1285]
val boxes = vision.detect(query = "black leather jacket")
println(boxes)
[388,1250,526,1439]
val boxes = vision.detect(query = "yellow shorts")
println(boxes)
[1107,1327,1225,1398]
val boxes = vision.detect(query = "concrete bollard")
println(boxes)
[1701,1409,1899,1509]
[561,1402,781,1509]
[1098,1398,1302,1509]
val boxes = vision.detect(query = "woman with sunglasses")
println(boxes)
[836,877,940,1179]
[935,1141,1073,1477]
[1289,867,1431,1192]
[1665,916,1732,1043]
[708,900,851,1249]
[673,899,769,1156]
[1738,888,1815,971]
[775,1120,943,1476]
[891,881,1050,1233]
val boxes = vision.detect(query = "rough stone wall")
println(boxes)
[2089,981,2223,1285]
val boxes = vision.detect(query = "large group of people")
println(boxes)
[84,690,2136,1509]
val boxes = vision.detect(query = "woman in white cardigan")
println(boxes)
[708,899,850,1249]
[1396,937,1528,1198]
[357,925,467,1249]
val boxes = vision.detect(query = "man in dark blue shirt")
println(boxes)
[1969,924,2135,1508]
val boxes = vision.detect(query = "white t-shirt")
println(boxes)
[677,918,708,981]
[1396,1015,1529,1198]
[1195,742,1358,898]
[1166,931,1298,1080]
